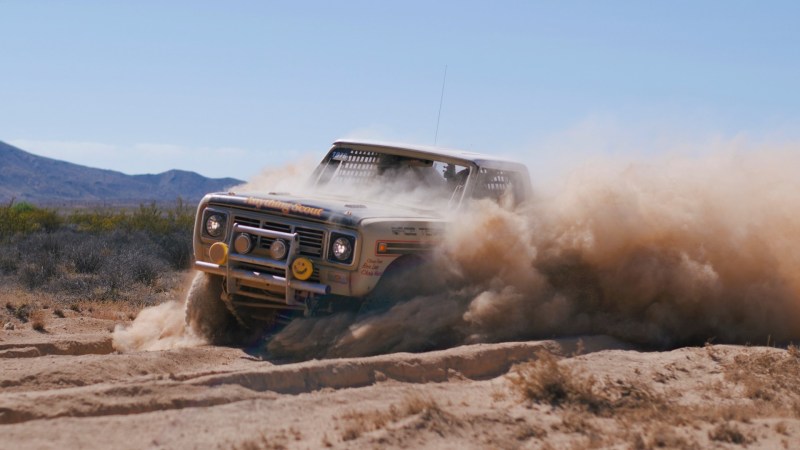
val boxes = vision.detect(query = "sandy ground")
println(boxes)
[1,310,799,450]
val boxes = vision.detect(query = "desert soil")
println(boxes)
[1,310,799,450]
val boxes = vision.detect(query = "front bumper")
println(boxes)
[195,223,330,309]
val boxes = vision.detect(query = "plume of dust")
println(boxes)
[269,145,800,359]
[112,273,209,352]
[231,156,318,194]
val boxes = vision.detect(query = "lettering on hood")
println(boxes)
[245,197,324,217]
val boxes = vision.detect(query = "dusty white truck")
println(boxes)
[187,140,531,337]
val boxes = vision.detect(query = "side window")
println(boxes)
[472,168,525,207]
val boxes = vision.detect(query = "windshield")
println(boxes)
[312,147,471,209]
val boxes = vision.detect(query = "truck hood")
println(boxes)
[204,191,443,227]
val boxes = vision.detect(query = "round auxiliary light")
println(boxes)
[331,236,352,261]
[234,233,253,254]
[208,242,228,265]
[269,239,288,260]
[205,214,225,237]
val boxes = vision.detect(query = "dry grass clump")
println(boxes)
[724,348,800,410]
[234,426,300,450]
[29,308,47,331]
[339,394,449,442]
[0,283,141,331]
[509,350,768,447]
[6,301,32,322]
[3,298,49,331]
[708,421,754,444]
[5,299,44,325]
[640,425,698,450]
[1,288,146,329]
[509,350,660,416]
[509,351,605,408]
[502,346,800,448]
[706,403,756,424]
[508,351,673,449]
[72,300,140,322]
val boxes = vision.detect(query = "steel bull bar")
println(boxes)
[195,223,330,308]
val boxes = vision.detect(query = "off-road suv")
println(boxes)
[187,140,531,335]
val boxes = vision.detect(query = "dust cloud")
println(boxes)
[269,146,800,359]
[112,273,209,352]
[231,157,318,194]
[112,300,205,352]
[114,142,800,359]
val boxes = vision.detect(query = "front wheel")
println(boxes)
[184,272,237,344]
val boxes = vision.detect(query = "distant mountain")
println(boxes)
[0,140,244,205]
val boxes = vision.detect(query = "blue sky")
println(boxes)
[2,1,798,179]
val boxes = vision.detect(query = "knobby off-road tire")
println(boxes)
[184,272,237,344]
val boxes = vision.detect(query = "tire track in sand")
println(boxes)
[0,335,631,425]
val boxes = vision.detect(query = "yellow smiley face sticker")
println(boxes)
[291,257,314,281]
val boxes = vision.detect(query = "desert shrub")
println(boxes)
[0,202,62,238]
[72,244,105,274]
[645,425,693,449]
[29,309,47,331]
[2,228,167,299]
[92,231,167,293]
[511,351,573,405]
[7,302,32,322]
[510,351,608,410]
[2,201,193,301]
[15,231,67,288]
[708,422,753,444]
[68,209,126,232]
[724,349,800,401]
[47,274,96,296]
[19,259,58,289]
[120,201,194,236]
[153,229,193,269]
[339,395,449,442]
[509,351,660,416]
[0,253,18,274]
[68,200,193,236]
[18,230,64,258]
[67,202,193,270]
[126,202,164,233]
[127,250,166,286]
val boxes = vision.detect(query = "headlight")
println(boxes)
[205,214,225,237]
[331,236,353,262]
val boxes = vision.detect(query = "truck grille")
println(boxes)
[237,262,321,284]
[296,227,324,257]
[233,215,325,258]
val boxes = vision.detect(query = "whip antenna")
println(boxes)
[434,64,448,146]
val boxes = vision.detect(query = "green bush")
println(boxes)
[67,200,194,237]
[0,201,62,238]
[68,209,126,233]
